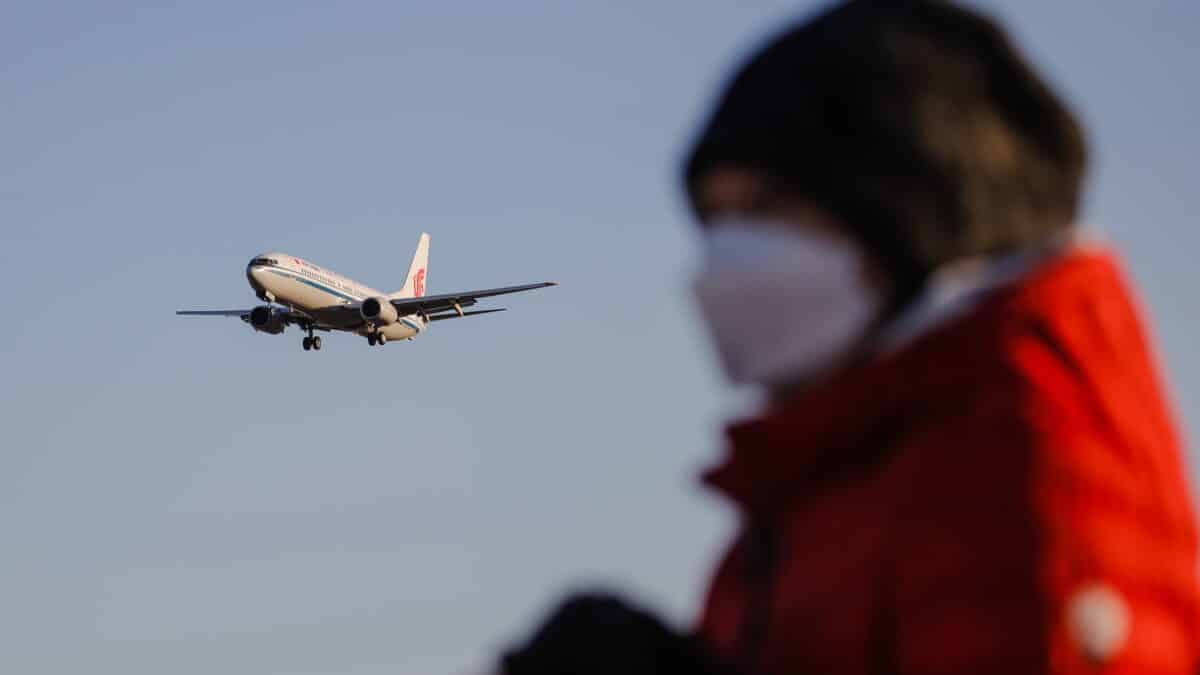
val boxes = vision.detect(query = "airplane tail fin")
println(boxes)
[390,232,430,299]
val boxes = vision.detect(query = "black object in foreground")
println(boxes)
[500,593,734,675]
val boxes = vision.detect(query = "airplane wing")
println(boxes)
[427,308,508,322]
[176,307,330,329]
[176,309,252,317]
[306,281,556,327]
[390,282,557,316]
[246,279,554,329]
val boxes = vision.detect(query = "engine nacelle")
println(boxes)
[248,305,287,334]
[360,296,399,325]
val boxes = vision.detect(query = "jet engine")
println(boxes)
[248,305,287,334]
[360,296,399,325]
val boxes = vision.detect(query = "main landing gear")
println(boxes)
[366,332,387,347]
[301,324,321,352]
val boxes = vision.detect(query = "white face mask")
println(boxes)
[691,218,883,388]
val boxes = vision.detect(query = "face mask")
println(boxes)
[691,218,883,388]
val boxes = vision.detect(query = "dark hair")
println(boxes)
[684,0,1088,299]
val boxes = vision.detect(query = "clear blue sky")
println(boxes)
[2,2,1197,673]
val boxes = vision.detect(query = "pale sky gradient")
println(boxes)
[2,2,1197,673]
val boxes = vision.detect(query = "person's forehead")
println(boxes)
[690,166,846,240]
[693,167,770,216]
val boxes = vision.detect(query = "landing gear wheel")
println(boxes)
[312,336,322,351]
[367,334,377,347]
[377,333,387,346]
[302,337,312,351]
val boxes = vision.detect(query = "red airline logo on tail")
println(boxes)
[414,268,426,297]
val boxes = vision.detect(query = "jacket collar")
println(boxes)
[703,321,979,519]
[702,244,1105,519]
[876,232,1080,354]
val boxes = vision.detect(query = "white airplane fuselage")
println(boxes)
[179,232,555,352]
[246,252,425,340]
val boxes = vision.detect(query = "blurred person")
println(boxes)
[498,1,1200,674]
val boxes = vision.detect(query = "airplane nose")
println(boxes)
[247,264,266,289]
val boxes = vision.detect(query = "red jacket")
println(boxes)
[697,249,1200,675]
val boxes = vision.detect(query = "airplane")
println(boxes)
[177,232,556,352]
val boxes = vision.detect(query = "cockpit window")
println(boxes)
[251,257,278,266]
